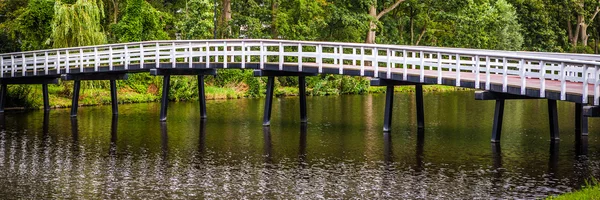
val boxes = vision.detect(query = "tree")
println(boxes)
[50,0,107,48]
[273,0,326,40]
[111,0,170,42]
[177,0,214,39]
[366,0,406,43]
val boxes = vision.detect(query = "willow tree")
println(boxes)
[50,0,106,48]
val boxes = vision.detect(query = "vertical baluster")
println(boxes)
[317,44,323,73]
[437,52,442,84]
[223,41,228,69]
[278,42,283,70]
[374,48,379,78]
[188,42,193,68]
[334,46,338,65]
[206,42,210,68]
[360,47,365,76]
[241,41,246,69]
[502,57,507,92]
[108,47,113,71]
[10,55,15,77]
[594,66,600,105]
[94,47,99,71]
[260,41,264,69]
[298,43,303,71]
[171,42,176,68]
[475,55,480,89]
[519,59,526,95]
[419,51,425,82]
[22,53,26,76]
[33,53,37,76]
[540,61,546,97]
[560,62,566,100]
[386,49,392,79]
[403,50,408,81]
[456,54,461,87]
[0,56,3,78]
[80,49,85,72]
[55,51,60,74]
[352,48,356,66]
[125,45,129,70]
[155,42,160,68]
[485,56,491,90]
[583,65,589,104]
[140,44,145,68]
[339,46,344,75]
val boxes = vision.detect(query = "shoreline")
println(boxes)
[6,84,469,110]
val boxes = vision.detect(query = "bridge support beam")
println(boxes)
[150,69,216,121]
[254,70,316,126]
[548,100,559,141]
[491,99,505,143]
[42,84,50,112]
[0,76,59,113]
[476,91,561,142]
[0,84,6,113]
[71,80,81,117]
[160,75,170,122]
[575,104,589,136]
[371,78,425,132]
[63,73,128,117]
[263,77,275,126]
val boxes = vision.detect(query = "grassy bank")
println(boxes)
[5,71,469,109]
[548,180,600,199]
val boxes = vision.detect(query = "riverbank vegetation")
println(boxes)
[1,0,599,108]
[548,179,600,200]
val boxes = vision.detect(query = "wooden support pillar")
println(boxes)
[575,103,588,136]
[491,99,505,143]
[160,75,171,122]
[70,80,81,117]
[263,77,275,126]
[110,80,118,115]
[383,85,394,132]
[0,84,6,113]
[548,100,559,141]
[299,76,307,123]
[42,84,50,112]
[416,84,425,129]
[198,75,207,119]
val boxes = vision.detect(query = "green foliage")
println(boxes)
[51,0,106,48]
[273,0,326,40]
[111,0,170,42]
[15,0,55,50]
[548,178,600,200]
[176,0,213,39]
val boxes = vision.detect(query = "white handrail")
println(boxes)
[0,39,598,105]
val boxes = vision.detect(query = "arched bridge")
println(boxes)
[1,39,599,142]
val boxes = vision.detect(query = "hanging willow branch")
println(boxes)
[50,0,106,48]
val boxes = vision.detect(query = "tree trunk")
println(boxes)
[572,14,583,46]
[366,4,377,44]
[111,0,119,24]
[220,0,232,38]
[271,0,278,38]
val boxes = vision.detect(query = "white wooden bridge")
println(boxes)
[0,39,598,142]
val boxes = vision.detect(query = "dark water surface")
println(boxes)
[0,91,598,199]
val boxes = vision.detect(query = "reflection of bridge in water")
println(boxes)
[1,39,599,143]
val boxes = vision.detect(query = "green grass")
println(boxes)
[548,179,600,200]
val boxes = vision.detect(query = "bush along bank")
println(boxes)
[5,70,469,109]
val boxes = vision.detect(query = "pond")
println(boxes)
[0,90,598,198]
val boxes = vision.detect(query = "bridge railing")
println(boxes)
[0,39,599,105]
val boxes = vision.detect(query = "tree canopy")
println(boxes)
[1,0,599,53]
